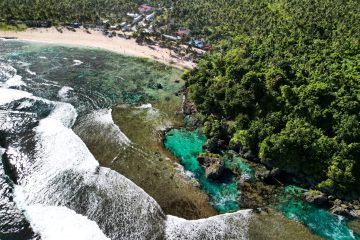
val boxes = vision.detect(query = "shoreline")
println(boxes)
[0,27,196,70]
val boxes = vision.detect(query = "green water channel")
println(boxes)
[275,186,360,240]
[164,128,360,239]
[164,129,251,213]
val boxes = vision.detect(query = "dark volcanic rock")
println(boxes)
[255,168,281,185]
[331,206,353,218]
[197,155,224,180]
[204,138,227,153]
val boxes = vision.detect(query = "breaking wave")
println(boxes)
[0,52,254,240]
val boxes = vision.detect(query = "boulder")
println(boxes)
[354,210,360,218]
[303,190,328,206]
[255,168,281,182]
[331,206,352,218]
[197,155,224,180]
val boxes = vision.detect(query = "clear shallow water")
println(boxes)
[164,129,360,240]
[275,186,360,240]
[164,129,241,213]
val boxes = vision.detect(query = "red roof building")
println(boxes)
[176,28,191,37]
[139,5,153,14]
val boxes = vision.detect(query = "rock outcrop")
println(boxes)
[197,155,224,180]
[303,190,328,206]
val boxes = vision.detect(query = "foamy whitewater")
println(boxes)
[0,47,253,240]
[72,60,83,66]
[57,86,74,101]
[166,210,252,240]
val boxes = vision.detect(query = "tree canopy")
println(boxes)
[183,0,360,194]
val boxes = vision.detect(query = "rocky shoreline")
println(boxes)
[179,88,360,221]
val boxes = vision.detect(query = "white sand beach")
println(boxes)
[0,27,196,70]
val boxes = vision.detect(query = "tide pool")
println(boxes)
[164,129,241,213]
[275,186,360,240]
[164,128,360,240]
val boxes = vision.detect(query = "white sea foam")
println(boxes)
[48,102,78,128]
[25,68,36,76]
[15,61,36,76]
[0,88,32,105]
[165,210,252,240]
[174,162,197,183]
[0,147,5,156]
[16,99,35,109]
[5,75,26,87]
[73,60,83,66]
[13,187,110,240]
[32,110,97,175]
[24,205,110,240]
[94,109,131,145]
[17,118,165,238]
[6,96,165,239]
[76,109,131,146]
[0,62,17,80]
[58,86,74,100]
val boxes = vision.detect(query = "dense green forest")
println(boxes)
[0,0,146,23]
[0,0,359,194]
[183,0,360,194]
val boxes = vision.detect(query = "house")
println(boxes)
[109,25,119,30]
[188,39,204,49]
[193,39,204,49]
[176,28,190,37]
[163,34,180,41]
[70,22,81,28]
[145,12,156,22]
[139,4,153,14]
[132,15,143,25]
[122,24,132,32]
[127,13,140,18]
[144,25,154,34]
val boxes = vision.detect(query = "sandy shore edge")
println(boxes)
[0,27,196,70]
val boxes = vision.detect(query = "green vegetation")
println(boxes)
[0,22,26,32]
[0,0,142,23]
[183,0,360,194]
